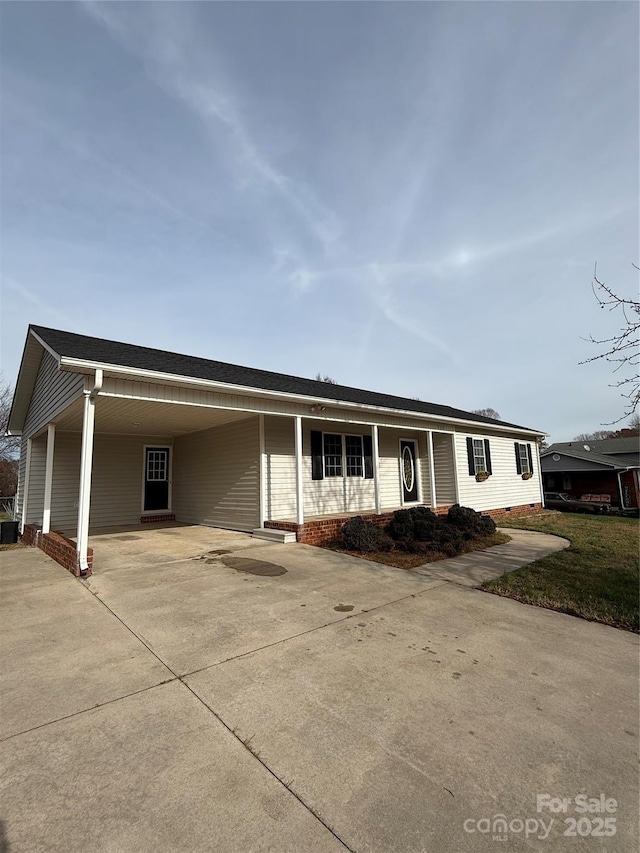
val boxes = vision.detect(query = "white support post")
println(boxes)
[450,433,460,504]
[537,442,545,507]
[259,414,266,527]
[294,416,304,526]
[76,392,96,572]
[42,424,56,534]
[20,438,32,534]
[371,425,381,515]
[427,431,437,508]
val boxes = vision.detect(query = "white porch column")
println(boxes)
[371,424,381,515]
[20,438,32,534]
[259,414,266,527]
[450,433,460,504]
[294,416,304,525]
[76,391,96,572]
[42,424,56,534]
[427,430,437,508]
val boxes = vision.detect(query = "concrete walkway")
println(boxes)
[412,527,570,587]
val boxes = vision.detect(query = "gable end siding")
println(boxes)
[22,351,85,438]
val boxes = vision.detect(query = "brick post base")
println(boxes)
[21,524,93,577]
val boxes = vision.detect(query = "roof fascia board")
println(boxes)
[59,356,544,437]
[7,329,59,434]
[29,329,62,365]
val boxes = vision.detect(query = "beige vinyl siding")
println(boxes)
[15,435,28,523]
[454,430,543,511]
[23,352,84,438]
[418,432,432,505]
[302,421,376,516]
[432,433,457,505]
[173,416,259,531]
[24,436,46,524]
[46,433,173,532]
[264,416,296,521]
[98,376,492,435]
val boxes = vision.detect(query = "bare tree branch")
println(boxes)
[472,407,501,420]
[579,264,640,422]
[0,375,20,461]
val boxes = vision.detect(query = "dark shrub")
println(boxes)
[413,517,440,542]
[412,505,439,522]
[446,504,496,539]
[342,516,394,553]
[433,525,465,553]
[446,504,481,537]
[476,515,497,536]
[387,509,416,542]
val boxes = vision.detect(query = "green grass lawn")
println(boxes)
[483,511,639,633]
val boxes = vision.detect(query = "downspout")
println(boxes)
[536,441,545,508]
[77,370,103,575]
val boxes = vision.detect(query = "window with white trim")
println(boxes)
[146,450,168,481]
[323,434,343,477]
[472,439,487,474]
[345,435,364,477]
[518,443,531,474]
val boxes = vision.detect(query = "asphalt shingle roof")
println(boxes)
[542,440,639,470]
[31,325,538,433]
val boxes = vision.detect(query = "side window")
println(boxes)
[515,442,533,474]
[472,439,486,474]
[466,437,493,476]
[323,434,343,477]
[345,436,364,477]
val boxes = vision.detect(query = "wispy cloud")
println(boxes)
[2,276,77,328]
[81,1,342,253]
[5,97,238,248]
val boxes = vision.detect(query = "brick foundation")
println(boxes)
[141,513,176,524]
[21,523,93,577]
[266,502,543,545]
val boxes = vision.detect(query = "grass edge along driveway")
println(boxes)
[482,511,638,633]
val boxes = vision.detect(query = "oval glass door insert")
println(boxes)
[402,445,414,493]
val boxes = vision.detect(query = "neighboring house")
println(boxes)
[8,326,545,575]
[540,438,639,509]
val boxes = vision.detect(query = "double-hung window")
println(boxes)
[514,442,533,474]
[472,439,486,474]
[311,430,373,481]
[323,434,343,477]
[345,435,364,477]
[466,437,492,477]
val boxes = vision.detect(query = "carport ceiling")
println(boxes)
[51,395,257,437]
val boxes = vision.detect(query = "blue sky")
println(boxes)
[1,1,638,440]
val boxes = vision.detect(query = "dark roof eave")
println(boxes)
[30,324,545,434]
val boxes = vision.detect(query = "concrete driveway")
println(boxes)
[1,528,638,852]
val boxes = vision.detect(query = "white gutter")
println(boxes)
[58,356,545,439]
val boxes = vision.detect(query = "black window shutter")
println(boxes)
[310,430,323,480]
[484,439,492,475]
[466,437,475,475]
[527,443,533,473]
[514,443,522,474]
[363,435,374,479]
